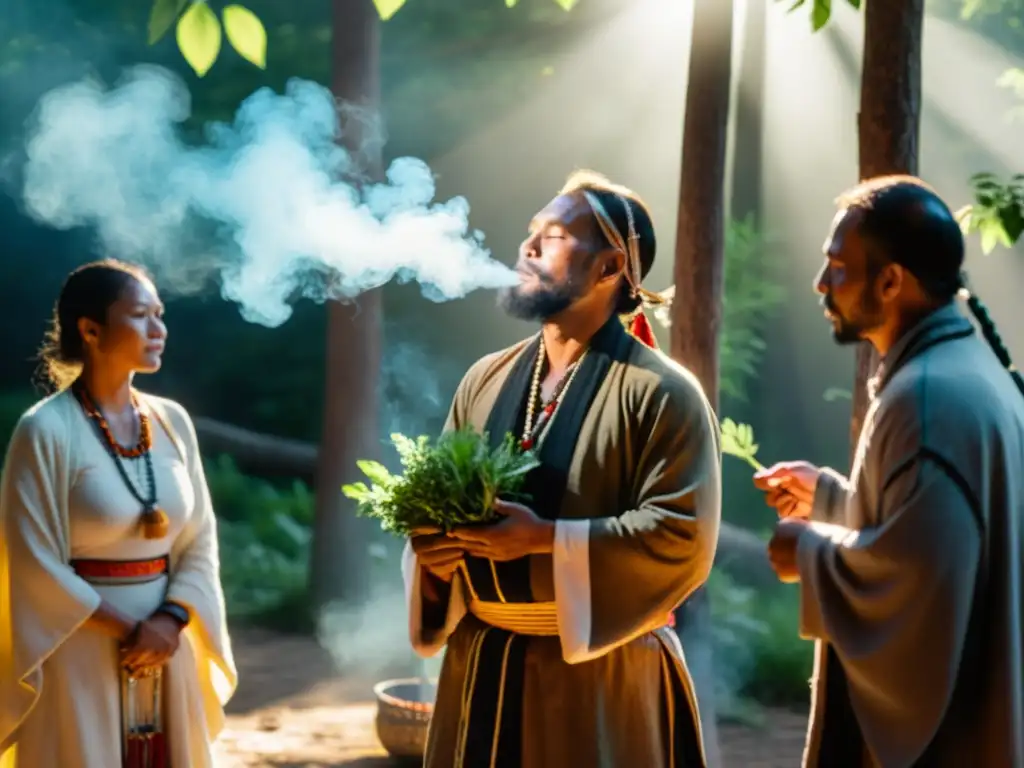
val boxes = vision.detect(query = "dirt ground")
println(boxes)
[214,627,810,768]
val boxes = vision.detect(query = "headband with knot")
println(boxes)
[580,189,664,349]
[581,190,666,310]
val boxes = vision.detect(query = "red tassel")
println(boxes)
[629,312,658,349]
[151,732,168,768]
[125,737,140,768]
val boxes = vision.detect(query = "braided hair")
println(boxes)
[837,175,1024,397]
[961,284,1024,396]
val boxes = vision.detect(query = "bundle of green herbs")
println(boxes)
[342,427,541,536]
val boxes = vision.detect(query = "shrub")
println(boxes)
[706,569,814,714]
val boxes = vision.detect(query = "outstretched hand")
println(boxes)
[447,500,554,562]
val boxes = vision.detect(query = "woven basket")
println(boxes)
[373,677,437,760]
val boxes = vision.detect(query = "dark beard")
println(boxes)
[830,313,864,345]
[497,272,585,321]
[824,290,882,345]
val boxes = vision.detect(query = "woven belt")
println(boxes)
[469,599,559,636]
[71,556,169,581]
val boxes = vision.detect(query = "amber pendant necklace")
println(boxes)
[72,382,169,540]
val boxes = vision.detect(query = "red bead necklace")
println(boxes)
[71,381,169,540]
[74,385,153,457]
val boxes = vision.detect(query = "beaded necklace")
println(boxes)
[520,338,587,451]
[72,382,169,540]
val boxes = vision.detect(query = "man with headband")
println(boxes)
[402,170,722,767]
[755,175,1024,766]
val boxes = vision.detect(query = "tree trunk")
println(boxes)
[672,0,733,398]
[310,0,384,610]
[850,0,923,452]
[670,2,735,764]
[730,0,766,223]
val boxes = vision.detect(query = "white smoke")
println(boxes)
[19,64,517,327]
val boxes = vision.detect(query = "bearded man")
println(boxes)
[755,175,1024,767]
[402,170,722,767]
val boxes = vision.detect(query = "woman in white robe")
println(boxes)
[0,259,237,767]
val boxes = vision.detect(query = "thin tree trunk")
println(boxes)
[850,0,924,453]
[672,0,733,397]
[731,0,766,223]
[670,2,735,764]
[310,0,384,610]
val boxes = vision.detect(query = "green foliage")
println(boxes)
[205,455,313,617]
[222,5,268,69]
[959,0,1024,24]
[343,428,540,535]
[957,172,1024,253]
[176,2,223,76]
[719,217,787,402]
[374,0,410,21]
[654,218,785,403]
[707,570,814,711]
[149,0,189,45]
[791,0,1024,253]
[653,220,782,479]
[997,68,1024,123]
[149,1,267,77]
[149,0,583,78]
[779,0,861,32]
[720,418,763,472]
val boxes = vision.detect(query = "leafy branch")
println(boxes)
[149,0,267,77]
[148,0,581,78]
[955,172,1024,254]
[784,0,1024,255]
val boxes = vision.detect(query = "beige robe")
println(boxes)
[0,389,237,768]
[402,316,722,767]
[797,304,1024,767]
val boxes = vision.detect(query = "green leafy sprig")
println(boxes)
[342,427,540,536]
[720,417,764,472]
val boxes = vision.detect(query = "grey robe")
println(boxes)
[401,316,722,767]
[797,303,1024,767]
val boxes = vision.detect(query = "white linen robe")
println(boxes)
[0,389,237,768]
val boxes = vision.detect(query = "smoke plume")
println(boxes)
[18,65,517,327]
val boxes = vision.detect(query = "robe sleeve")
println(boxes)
[161,401,238,739]
[553,373,721,664]
[402,362,481,657]
[811,466,850,524]
[0,408,102,754]
[795,394,982,765]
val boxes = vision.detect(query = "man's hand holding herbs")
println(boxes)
[447,499,555,561]
[411,527,467,605]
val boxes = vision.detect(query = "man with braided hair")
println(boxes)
[402,170,721,767]
[754,175,1024,767]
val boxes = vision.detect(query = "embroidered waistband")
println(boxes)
[469,599,559,636]
[71,556,169,582]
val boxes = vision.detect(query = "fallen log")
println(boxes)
[193,417,318,481]
[193,416,775,587]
